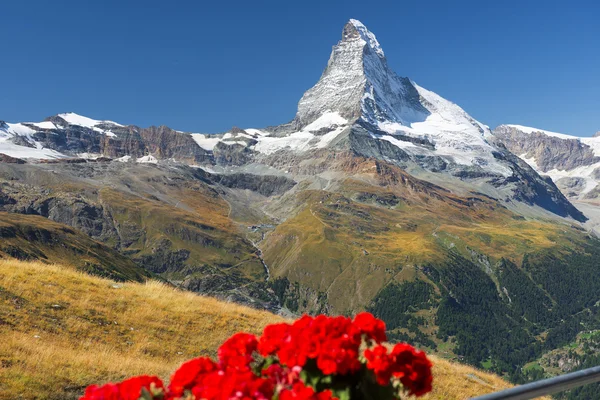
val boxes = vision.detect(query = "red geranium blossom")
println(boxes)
[364,345,394,385]
[390,343,433,397]
[168,357,217,397]
[80,375,163,400]
[279,381,336,400]
[80,383,120,400]
[353,312,387,343]
[217,332,259,372]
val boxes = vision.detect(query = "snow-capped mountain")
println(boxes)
[494,124,600,200]
[0,113,122,159]
[0,20,585,222]
[292,19,510,176]
[0,112,212,163]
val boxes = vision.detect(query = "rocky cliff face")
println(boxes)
[0,113,212,163]
[494,125,600,172]
[494,124,600,201]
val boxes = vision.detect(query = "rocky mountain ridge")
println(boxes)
[0,21,586,223]
[493,124,600,201]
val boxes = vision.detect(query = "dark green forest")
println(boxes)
[368,241,600,385]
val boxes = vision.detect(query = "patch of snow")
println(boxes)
[520,154,539,170]
[78,152,102,160]
[197,165,217,173]
[253,130,315,154]
[0,123,65,159]
[92,127,116,137]
[4,123,36,139]
[377,134,419,149]
[191,134,222,151]
[316,127,347,148]
[245,129,270,137]
[136,155,158,164]
[115,155,132,163]
[504,124,577,140]
[58,112,123,128]
[544,162,600,196]
[221,140,248,147]
[580,137,600,157]
[29,121,57,130]
[0,141,65,160]
[251,113,348,154]
[305,112,348,132]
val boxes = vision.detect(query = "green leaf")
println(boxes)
[139,388,153,400]
[331,386,352,400]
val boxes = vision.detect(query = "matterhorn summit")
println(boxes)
[290,19,510,176]
[293,19,428,129]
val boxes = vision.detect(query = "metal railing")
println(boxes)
[470,365,600,399]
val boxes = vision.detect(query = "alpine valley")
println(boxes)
[2,19,600,381]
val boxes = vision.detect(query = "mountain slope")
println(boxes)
[0,161,277,308]
[0,259,524,400]
[494,124,600,201]
[0,211,149,282]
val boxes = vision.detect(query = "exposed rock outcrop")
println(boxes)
[493,125,599,172]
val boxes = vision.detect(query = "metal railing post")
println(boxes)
[470,365,600,400]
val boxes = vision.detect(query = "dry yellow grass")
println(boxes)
[0,260,540,399]
[424,356,518,399]
[0,260,282,399]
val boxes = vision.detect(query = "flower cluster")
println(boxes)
[364,344,433,396]
[80,313,432,400]
[258,313,385,376]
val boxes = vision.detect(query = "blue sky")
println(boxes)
[1,0,598,136]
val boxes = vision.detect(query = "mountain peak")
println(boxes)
[342,19,385,58]
[50,112,124,128]
[294,18,406,128]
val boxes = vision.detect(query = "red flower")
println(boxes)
[168,356,217,397]
[79,376,163,400]
[190,369,274,400]
[264,314,362,376]
[119,376,163,400]
[353,312,387,343]
[364,345,394,385]
[218,332,258,372]
[279,381,336,400]
[258,322,291,356]
[80,383,120,400]
[390,343,433,397]
[262,364,303,387]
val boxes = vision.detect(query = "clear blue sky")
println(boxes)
[1,0,598,136]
